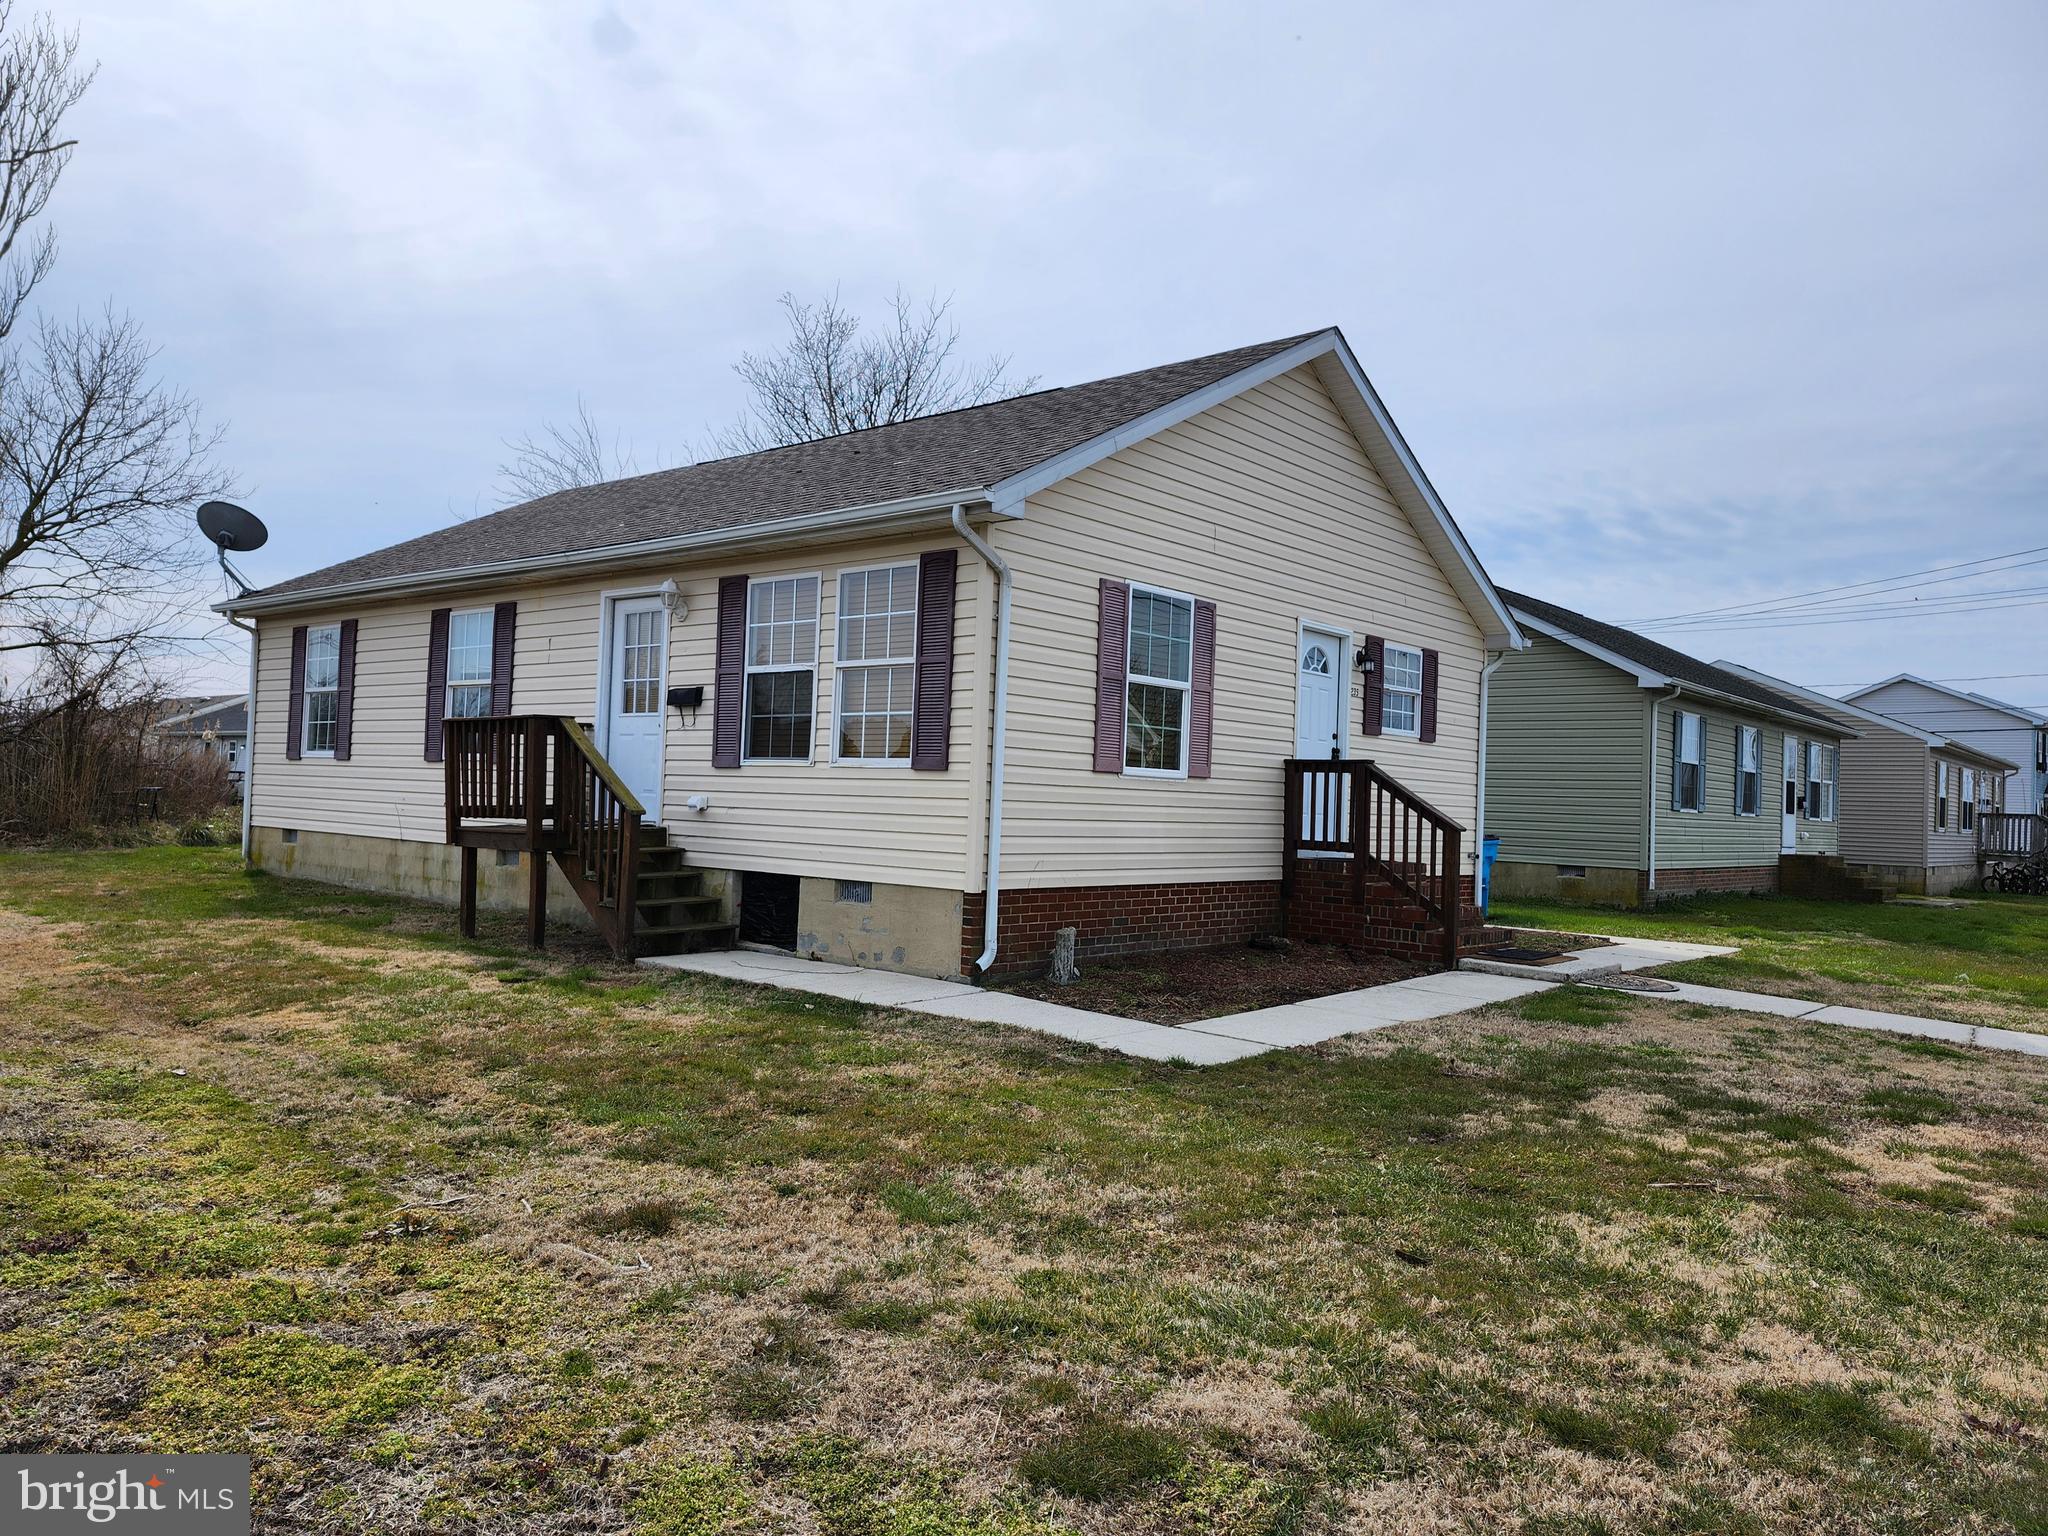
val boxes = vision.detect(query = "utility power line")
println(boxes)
[1627,542,2048,627]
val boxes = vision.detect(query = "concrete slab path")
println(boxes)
[644,936,2048,1065]
[640,948,1545,1063]
[1463,938,2048,1059]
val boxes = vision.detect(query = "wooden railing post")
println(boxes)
[617,811,640,957]
[1440,824,1462,968]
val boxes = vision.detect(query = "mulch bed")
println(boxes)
[997,940,1430,1025]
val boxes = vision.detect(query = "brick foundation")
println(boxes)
[963,879,1282,978]
[1646,863,1779,902]
[1283,859,1489,962]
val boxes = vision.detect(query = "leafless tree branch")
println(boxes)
[493,396,642,508]
[711,289,1036,457]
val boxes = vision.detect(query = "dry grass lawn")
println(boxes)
[3,848,2045,1535]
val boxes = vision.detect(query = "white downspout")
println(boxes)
[1645,685,1680,894]
[1474,650,1508,907]
[951,503,1011,974]
[226,613,257,861]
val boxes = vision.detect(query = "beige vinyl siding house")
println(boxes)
[1720,663,2015,894]
[1483,592,1848,907]
[992,364,1484,889]
[227,329,1521,978]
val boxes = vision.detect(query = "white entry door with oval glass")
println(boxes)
[601,596,667,820]
[1296,626,1346,760]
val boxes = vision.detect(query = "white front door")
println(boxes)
[1296,628,1344,760]
[602,596,667,819]
[1781,735,1800,852]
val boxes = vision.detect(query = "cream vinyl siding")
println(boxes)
[249,532,987,891]
[1652,706,1838,867]
[989,364,1487,889]
[1482,636,1645,867]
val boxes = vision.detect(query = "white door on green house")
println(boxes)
[603,596,667,820]
[1781,736,1800,852]
[1295,628,1345,760]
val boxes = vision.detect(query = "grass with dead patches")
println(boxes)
[4,846,2048,1533]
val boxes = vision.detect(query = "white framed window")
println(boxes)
[1735,725,1761,816]
[1813,742,1837,822]
[1380,643,1424,736]
[1936,761,1949,830]
[1125,584,1193,776]
[301,623,341,757]
[1962,767,1976,831]
[446,607,495,721]
[834,564,917,763]
[743,574,819,762]
[1672,710,1704,812]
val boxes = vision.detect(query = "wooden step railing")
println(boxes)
[1282,758,1465,966]
[1979,810,2044,861]
[443,714,644,957]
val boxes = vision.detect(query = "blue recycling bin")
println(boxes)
[1481,835,1501,914]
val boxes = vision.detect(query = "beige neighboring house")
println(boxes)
[217,329,1524,978]
[1718,663,2017,895]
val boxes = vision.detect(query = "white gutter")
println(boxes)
[215,488,995,618]
[1474,650,1509,907]
[951,503,1011,975]
[1645,686,1680,892]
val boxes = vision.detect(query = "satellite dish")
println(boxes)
[196,500,268,553]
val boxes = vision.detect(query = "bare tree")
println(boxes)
[0,9,229,666]
[0,1,90,343]
[712,290,1036,457]
[494,396,638,506]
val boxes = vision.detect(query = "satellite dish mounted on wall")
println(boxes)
[195,500,268,596]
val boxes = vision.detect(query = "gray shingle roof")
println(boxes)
[1497,588,1841,731]
[154,696,248,735]
[255,331,1326,601]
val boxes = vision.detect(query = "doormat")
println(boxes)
[1479,945,1571,965]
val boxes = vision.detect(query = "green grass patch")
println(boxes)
[1017,1414,1186,1501]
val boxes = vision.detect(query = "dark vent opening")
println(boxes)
[739,871,800,950]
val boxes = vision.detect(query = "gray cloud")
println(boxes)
[42,0,2047,703]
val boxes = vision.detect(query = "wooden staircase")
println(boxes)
[630,827,735,954]
[1281,758,1474,968]
[444,715,736,959]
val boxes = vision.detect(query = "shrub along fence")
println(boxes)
[0,671,233,843]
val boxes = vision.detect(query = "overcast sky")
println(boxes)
[42,1,2048,706]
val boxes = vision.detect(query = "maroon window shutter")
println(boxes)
[712,574,748,769]
[1093,579,1129,772]
[285,625,308,761]
[490,600,517,714]
[1188,598,1216,778]
[911,549,957,771]
[424,608,451,762]
[333,619,358,761]
[1419,647,1440,744]
[1361,634,1385,737]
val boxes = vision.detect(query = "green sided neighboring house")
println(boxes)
[1484,590,1853,907]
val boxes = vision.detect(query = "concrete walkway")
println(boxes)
[1462,939,2048,1060]
[639,947,1549,1064]
[642,937,2048,1065]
